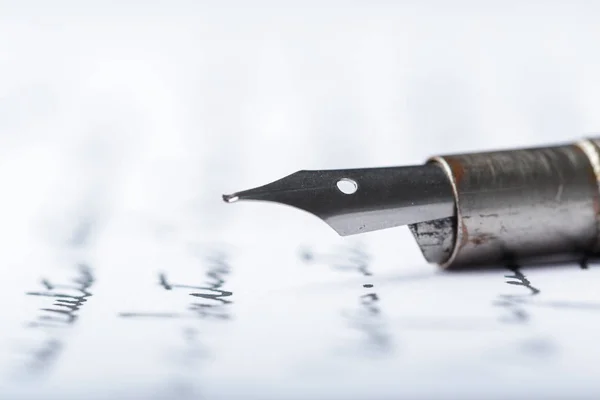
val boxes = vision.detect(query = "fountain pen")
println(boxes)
[223,138,600,268]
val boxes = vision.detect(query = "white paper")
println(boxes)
[2,2,600,399]
[5,210,600,400]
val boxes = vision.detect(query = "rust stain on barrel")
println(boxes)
[469,233,497,246]
[459,222,469,249]
[444,156,466,184]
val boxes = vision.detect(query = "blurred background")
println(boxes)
[2,1,600,399]
[2,0,600,242]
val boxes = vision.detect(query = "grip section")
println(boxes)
[418,143,600,268]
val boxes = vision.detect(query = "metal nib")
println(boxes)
[222,165,455,236]
[222,194,240,203]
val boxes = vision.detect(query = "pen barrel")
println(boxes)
[415,139,600,268]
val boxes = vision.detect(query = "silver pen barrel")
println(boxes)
[415,139,600,268]
[224,138,600,269]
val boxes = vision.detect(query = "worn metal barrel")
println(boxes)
[410,139,600,268]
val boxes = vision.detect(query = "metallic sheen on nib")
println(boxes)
[222,165,455,236]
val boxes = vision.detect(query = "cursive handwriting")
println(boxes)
[119,246,233,398]
[300,243,372,276]
[119,250,233,320]
[26,264,94,327]
[342,290,393,356]
[20,264,94,374]
[301,243,392,356]
[504,267,540,295]
[494,262,540,324]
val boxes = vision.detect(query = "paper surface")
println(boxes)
[3,2,600,399]
[4,210,600,400]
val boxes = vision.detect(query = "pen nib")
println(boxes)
[222,165,455,236]
[222,194,240,203]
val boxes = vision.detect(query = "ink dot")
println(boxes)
[363,284,373,288]
[336,178,358,195]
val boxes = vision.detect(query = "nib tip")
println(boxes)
[222,193,240,203]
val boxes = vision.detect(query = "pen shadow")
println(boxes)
[446,252,600,274]
[290,251,600,295]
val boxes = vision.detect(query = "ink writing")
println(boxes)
[20,264,94,374]
[300,243,371,276]
[494,265,540,324]
[119,247,233,397]
[301,243,392,356]
[342,290,393,356]
[119,250,232,320]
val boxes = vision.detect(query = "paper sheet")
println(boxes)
[3,3,600,399]
[3,148,600,400]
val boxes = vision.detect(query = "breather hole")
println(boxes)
[336,178,358,195]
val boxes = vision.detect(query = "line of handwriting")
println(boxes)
[20,263,94,374]
[301,243,393,356]
[119,250,233,321]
